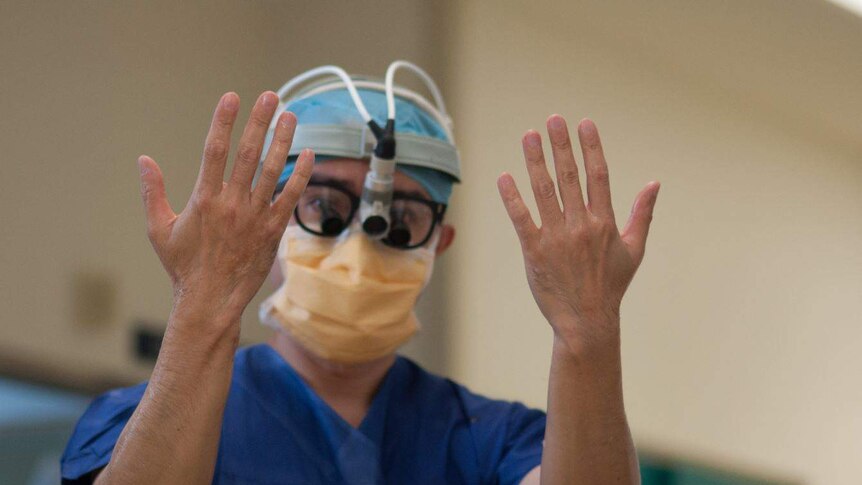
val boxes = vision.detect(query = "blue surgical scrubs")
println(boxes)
[61,344,545,484]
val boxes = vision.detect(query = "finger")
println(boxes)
[253,111,296,207]
[497,172,539,246]
[273,148,314,224]
[227,91,278,197]
[138,155,176,243]
[546,115,586,224]
[621,181,660,263]
[578,119,615,222]
[522,130,563,227]
[195,92,239,199]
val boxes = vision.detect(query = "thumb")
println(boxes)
[138,155,175,243]
[621,181,660,264]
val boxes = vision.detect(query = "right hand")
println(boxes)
[137,91,313,324]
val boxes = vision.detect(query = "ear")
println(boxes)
[435,224,455,256]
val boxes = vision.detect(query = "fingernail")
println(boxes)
[525,131,541,147]
[137,156,149,176]
[222,93,238,110]
[261,92,275,108]
[548,115,564,130]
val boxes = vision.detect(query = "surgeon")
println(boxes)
[61,63,660,485]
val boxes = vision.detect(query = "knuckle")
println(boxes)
[536,181,557,200]
[573,227,591,244]
[279,184,300,202]
[274,187,294,206]
[237,144,260,163]
[215,117,233,132]
[215,109,235,129]
[551,136,571,151]
[589,165,609,184]
[504,192,521,207]
[193,194,213,211]
[527,153,545,166]
[271,134,290,152]
[559,169,580,185]
[221,207,239,226]
[258,165,280,185]
[204,141,228,161]
[251,110,272,127]
[514,211,531,227]
[599,221,617,238]
[140,183,154,201]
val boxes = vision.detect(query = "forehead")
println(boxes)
[311,158,430,199]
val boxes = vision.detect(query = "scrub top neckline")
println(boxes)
[260,343,402,446]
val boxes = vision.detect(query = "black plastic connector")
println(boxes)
[362,215,389,236]
[368,119,396,160]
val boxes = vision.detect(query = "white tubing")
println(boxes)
[384,60,449,123]
[268,62,454,144]
[294,80,455,143]
[268,65,373,136]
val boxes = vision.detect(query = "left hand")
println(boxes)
[497,115,659,355]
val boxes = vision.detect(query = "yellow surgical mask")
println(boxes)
[259,225,436,364]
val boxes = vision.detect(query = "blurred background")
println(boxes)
[1,1,860,484]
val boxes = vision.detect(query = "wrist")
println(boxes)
[168,298,242,346]
[171,282,245,324]
[550,313,621,363]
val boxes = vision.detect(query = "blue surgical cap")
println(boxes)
[272,87,458,204]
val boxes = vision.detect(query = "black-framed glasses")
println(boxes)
[293,180,447,250]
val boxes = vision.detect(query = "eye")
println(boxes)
[402,207,418,222]
[392,205,416,222]
[305,197,325,212]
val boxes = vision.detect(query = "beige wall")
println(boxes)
[0,0,448,389]
[442,1,862,484]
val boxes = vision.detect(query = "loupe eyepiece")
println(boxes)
[319,200,346,236]
[362,215,388,236]
[321,217,345,236]
[386,220,412,248]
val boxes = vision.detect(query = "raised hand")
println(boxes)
[137,91,313,323]
[497,115,659,355]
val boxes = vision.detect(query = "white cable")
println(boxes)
[294,80,455,142]
[384,60,449,122]
[268,63,454,144]
[269,65,373,135]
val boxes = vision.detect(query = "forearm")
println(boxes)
[540,322,639,485]
[96,302,240,485]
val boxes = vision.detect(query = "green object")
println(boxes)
[639,453,794,485]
